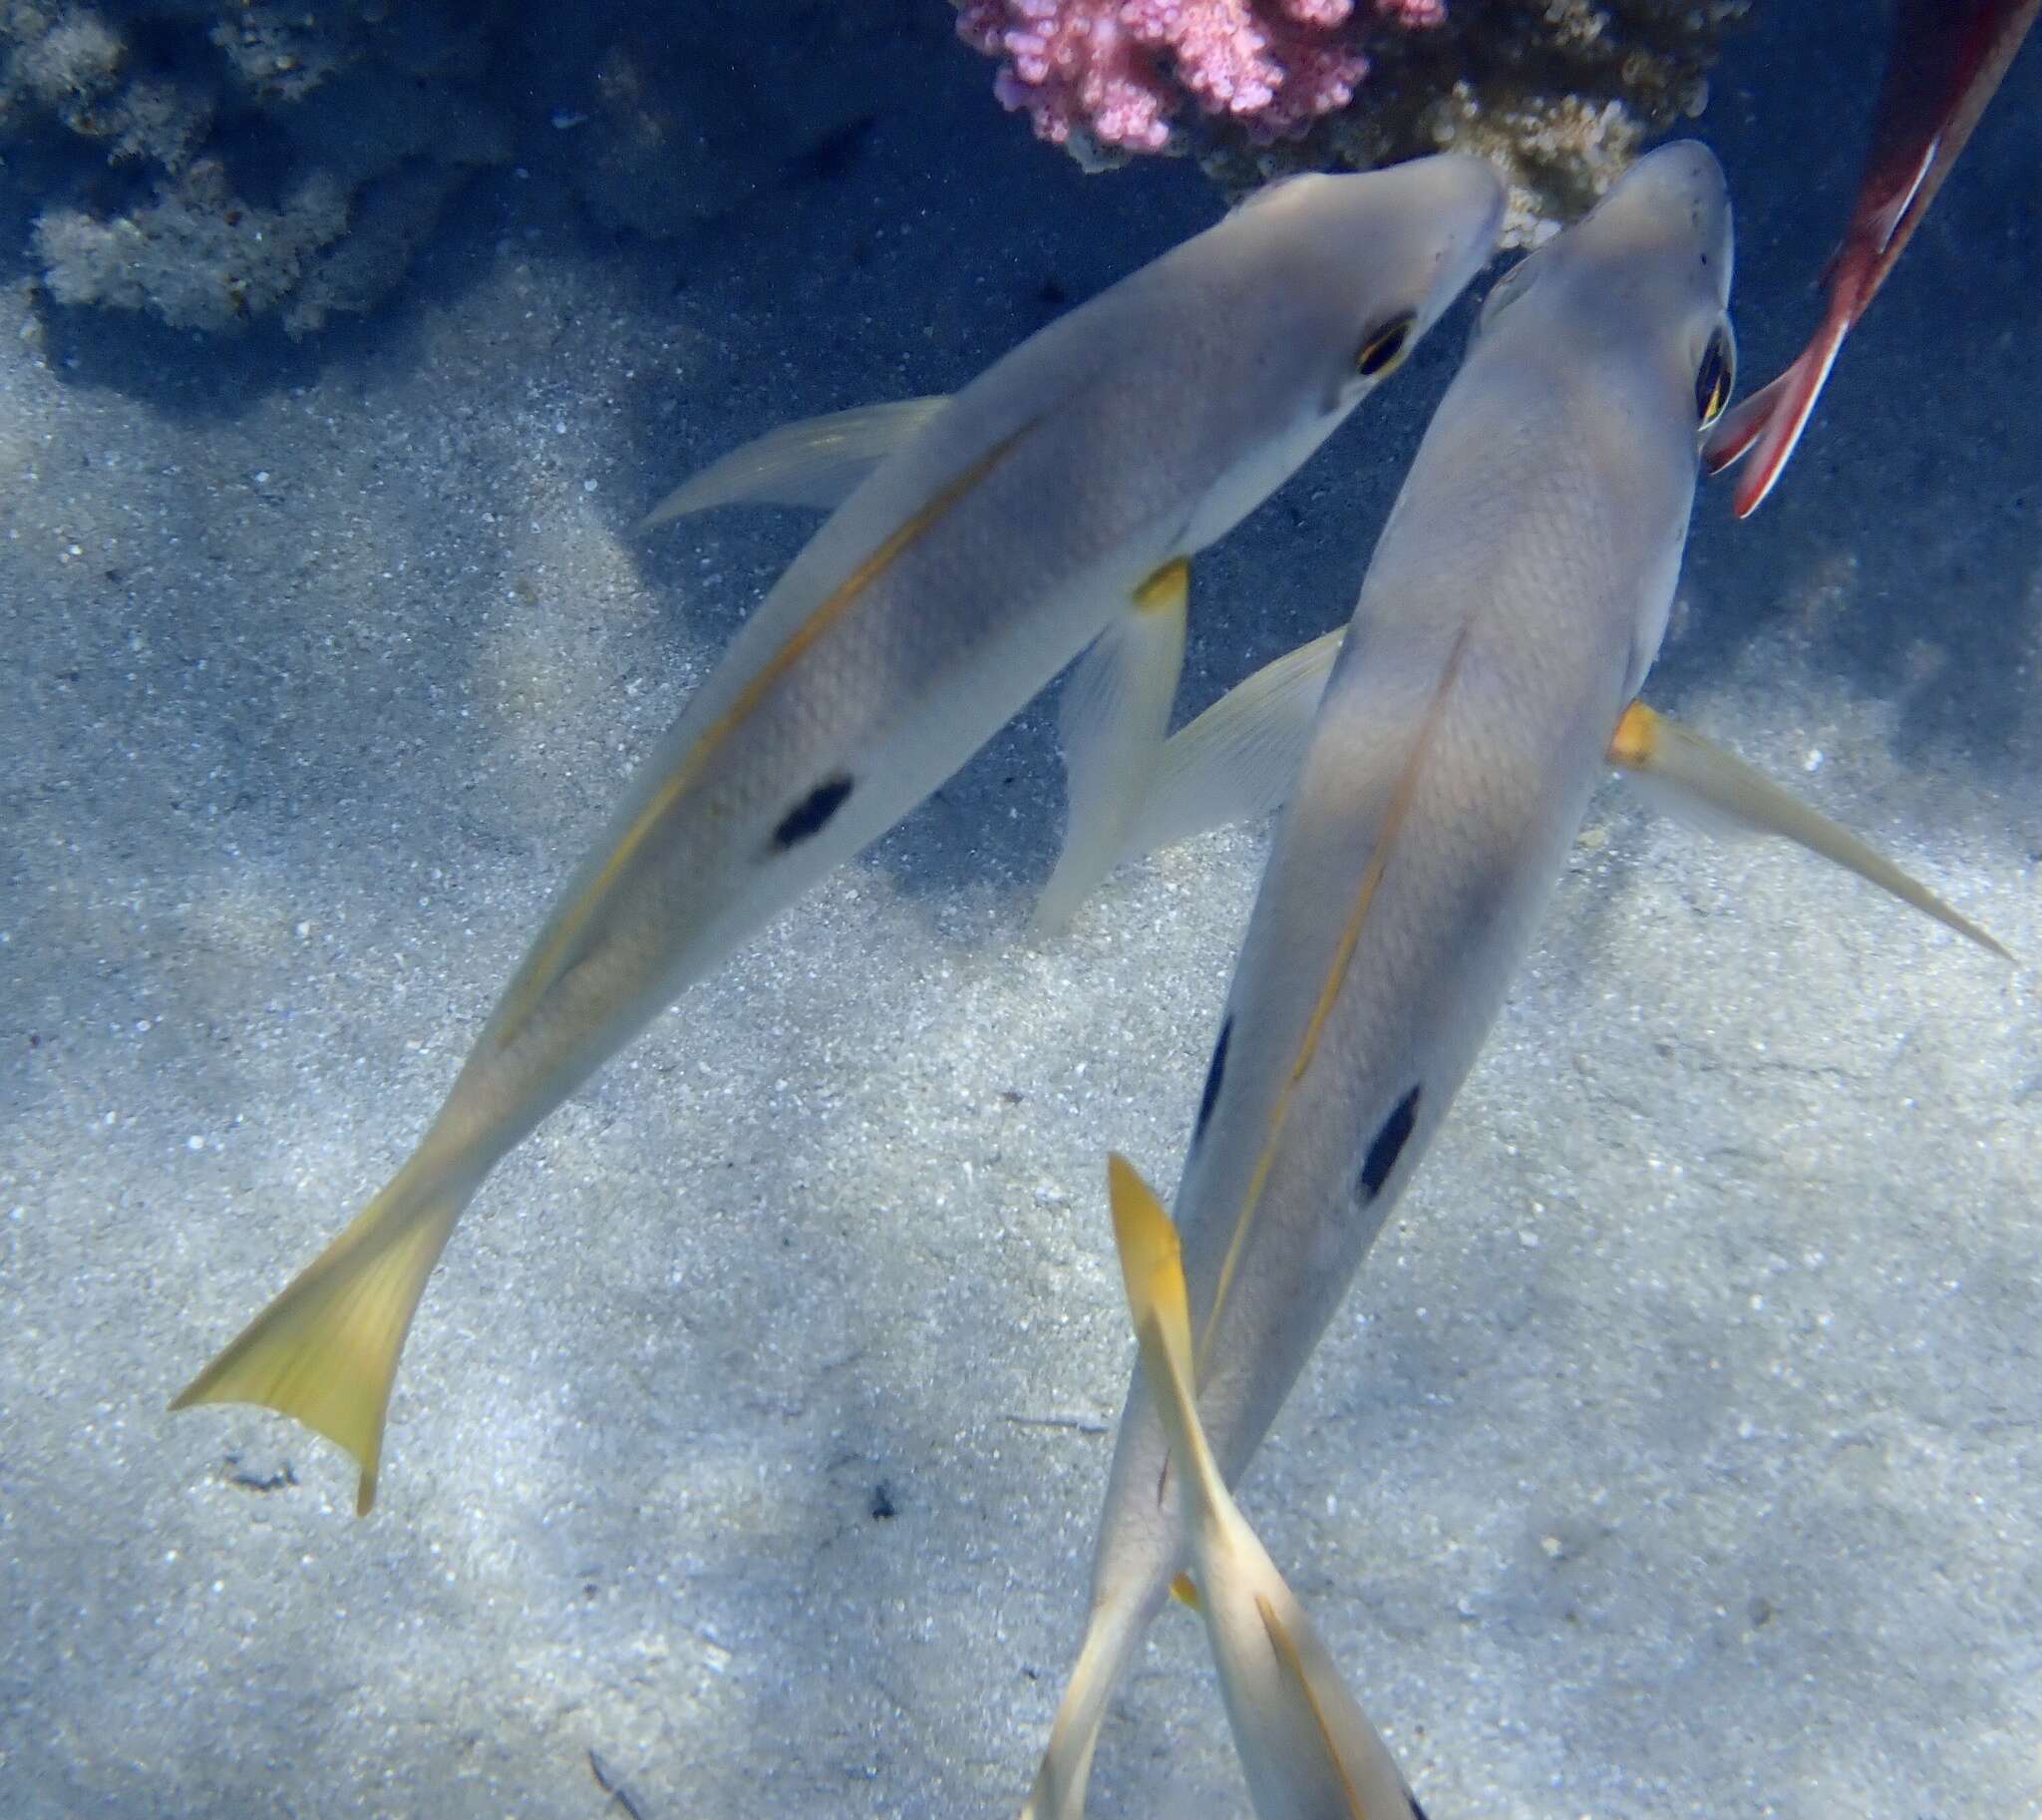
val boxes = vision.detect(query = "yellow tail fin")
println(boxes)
[1106,1152,1228,1522]
[171,1152,476,1514]
[1106,1152,1192,1374]
[1014,1161,1194,1820]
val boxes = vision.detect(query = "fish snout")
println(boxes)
[1394,152,1510,314]
[1608,141,1734,291]
[1297,153,1506,324]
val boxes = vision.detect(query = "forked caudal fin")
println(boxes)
[1704,299,1853,519]
[1699,368,1791,479]
[170,1147,482,1515]
[1108,1154,1222,1525]
[1016,1578,1168,1820]
[1016,1159,1306,1820]
[1106,1154,1429,1820]
[1012,1158,1206,1819]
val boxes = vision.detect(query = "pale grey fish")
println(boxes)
[171,157,1506,1515]
[1019,141,1738,1818]
[1108,1154,1430,1820]
[1101,638,2009,958]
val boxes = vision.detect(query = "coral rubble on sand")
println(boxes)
[0,1,508,336]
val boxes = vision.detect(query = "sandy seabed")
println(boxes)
[2,8,2039,1818]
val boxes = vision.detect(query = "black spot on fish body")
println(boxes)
[1359,1084,1421,1201]
[771,773,854,851]
[1192,1016,1232,1146]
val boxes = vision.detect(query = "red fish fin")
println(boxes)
[1866,134,1940,259]
[1700,370,1793,477]
[1724,303,1854,520]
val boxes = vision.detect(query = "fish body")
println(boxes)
[173,157,1506,1514]
[1704,0,2039,514]
[1021,141,1736,1817]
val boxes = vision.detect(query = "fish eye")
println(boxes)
[1355,310,1418,380]
[1694,320,1736,428]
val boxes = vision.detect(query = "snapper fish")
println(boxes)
[1107,1152,1432,1820]
[172,156,1506,1515]
[1017,141,1744,1820]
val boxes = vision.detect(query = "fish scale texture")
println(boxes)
[1,5,2039,1818]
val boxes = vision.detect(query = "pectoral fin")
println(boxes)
[1031,560,1190,934]
[1609,701,2010,960]
[639,396,951,530]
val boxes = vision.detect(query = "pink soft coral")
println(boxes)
[955,0,1444,152]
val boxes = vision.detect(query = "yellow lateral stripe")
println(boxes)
[495,420,1040,1048]
[1255,1594,1371,1820]
[1605,698,1658,769]
[1196,628,1472,1370]
[1134,556,1191,616]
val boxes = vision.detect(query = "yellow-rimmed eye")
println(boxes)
[1694,322,1735,428]
[1355,310,1418,380]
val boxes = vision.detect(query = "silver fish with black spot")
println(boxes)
[172,157,1506,1515]
[1019,141,1740,1818]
